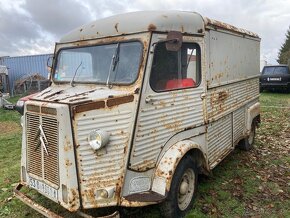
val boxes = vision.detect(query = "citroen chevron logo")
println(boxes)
[34,124,49,156]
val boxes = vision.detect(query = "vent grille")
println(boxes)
[26,112,59,187]
[27,114,42,178]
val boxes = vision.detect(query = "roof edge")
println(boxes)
[204,17,260,38]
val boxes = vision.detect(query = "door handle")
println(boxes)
[145,96,153,104]
[200,93,206,99]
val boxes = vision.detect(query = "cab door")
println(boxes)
[129,34,206,171]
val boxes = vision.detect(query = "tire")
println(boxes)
[160,155,198,218]
[238,123,256,151]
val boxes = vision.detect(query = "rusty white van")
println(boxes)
[14,11,260,218]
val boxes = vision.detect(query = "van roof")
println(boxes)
[60,10,259,43]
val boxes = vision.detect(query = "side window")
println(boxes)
[150,42,201,92]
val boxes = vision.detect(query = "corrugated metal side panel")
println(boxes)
[207,78,259,121]
[233,107,245,144]
[130,87,204,170]
[207,113,232,169]
[0,54,52,93]
[75,108,133,208]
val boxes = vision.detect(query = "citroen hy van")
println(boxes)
[14,11,261,218]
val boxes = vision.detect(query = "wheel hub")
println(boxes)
[177,168,195,211]
[179,180,189,195]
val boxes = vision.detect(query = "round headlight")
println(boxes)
[88,130,110,150]
[15,100,25,115]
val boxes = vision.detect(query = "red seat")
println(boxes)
[165,78,195,90]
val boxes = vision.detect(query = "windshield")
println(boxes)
[54,41,142,84]
[262,66,289,75]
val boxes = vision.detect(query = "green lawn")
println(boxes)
[0,92,289,217]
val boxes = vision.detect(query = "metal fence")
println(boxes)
[0,54,52,96]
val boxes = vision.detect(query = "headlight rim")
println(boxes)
[88,129,110,150]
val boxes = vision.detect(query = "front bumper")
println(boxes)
[260,82,290,90]
[13,183,120,218]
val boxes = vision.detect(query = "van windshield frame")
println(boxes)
[53,41,143,85]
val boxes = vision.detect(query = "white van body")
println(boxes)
[15,11,260,217]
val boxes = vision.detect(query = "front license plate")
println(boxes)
[268,77,281,81]
[29,177,58,201]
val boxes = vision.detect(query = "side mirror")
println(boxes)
[47,56,53,69]
[166,31,183,51]
[47,56,53,79]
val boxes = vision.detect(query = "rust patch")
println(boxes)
[148,24,157,31]
[71,35,127,47]
[74,101,105,114]
[41,106,57,115]
[133,160,156,172]
[64,137,72,151]
[217,90,229,102]
[164,119,182,131]
[65,159,73,167]
[121,198,152,207]
[134,88,140,94]
[114,23,119,32]
[68,188,79,210]
[84,189,97,206]
[205,17,259,38]
[14,184,65,217]
[27,104,40,113]
[107,95,134,107]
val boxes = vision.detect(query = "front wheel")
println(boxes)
[160,155,198,218]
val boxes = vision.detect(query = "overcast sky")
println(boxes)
[0,0,289,64]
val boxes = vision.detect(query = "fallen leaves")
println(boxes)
[195,100,290,217]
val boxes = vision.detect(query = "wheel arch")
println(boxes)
[246,102,260,133]
[151,140,208,197]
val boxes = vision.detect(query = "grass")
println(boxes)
[0,92,289,217]
[0,107,24,217]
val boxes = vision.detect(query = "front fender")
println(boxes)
[151,140,204,196]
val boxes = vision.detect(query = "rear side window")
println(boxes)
[150,42,201,92]
[262,66,289,75]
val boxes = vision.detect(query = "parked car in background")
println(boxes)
[260,65,290,92]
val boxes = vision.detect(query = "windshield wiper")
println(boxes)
[106,43,120,87]
[70,61,83,87]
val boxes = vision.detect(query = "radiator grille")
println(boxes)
[26,112,59,187]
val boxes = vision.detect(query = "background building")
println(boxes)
[0,54,52,96]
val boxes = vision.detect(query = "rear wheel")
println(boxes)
[238,123,256,151]
[160,155,197,218]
